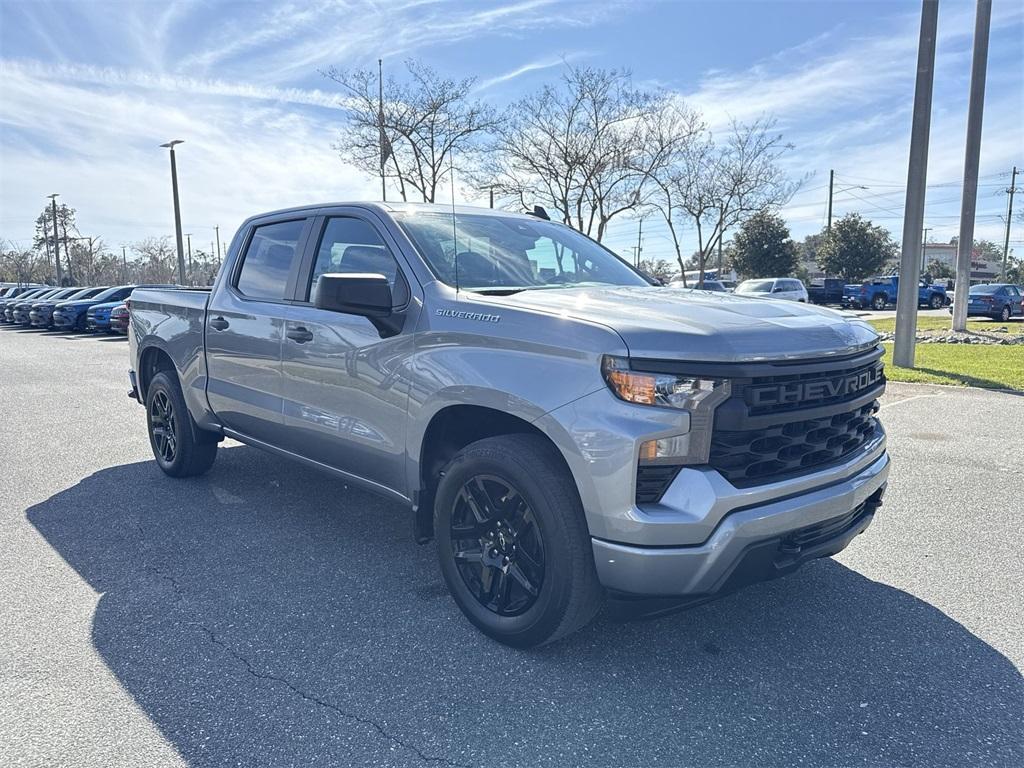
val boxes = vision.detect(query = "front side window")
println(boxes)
[396,213,647,293]
[308,217,405,302]
[236,219,306,300]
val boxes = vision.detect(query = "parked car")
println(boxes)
[85,300,124,332]
[668,278,727,292]
[5,287,63,323]
[84,285,179,331]
[128,202,888,648]
[734,277,808,302]
[0,286,52,321]
[807,278,847,306]
[30,286,106,328]
[842,275,947,311]
[947,283,1024,321]
[109,302,130,334]
[12,287,81,324]
[53,286,135,331]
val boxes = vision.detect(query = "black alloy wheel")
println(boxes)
[149,390,177,464]
[449,475,545,616]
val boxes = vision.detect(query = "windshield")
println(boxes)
[89,286,128,302]
[736,279,774,293]
[396,213,649,293]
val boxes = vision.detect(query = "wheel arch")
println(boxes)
[412,402,575,543]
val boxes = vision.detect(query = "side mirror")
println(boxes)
[313,273,404,337]
[772,286,786,293]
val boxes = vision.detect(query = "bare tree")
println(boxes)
[482,66,684,242]
[322,60,497,203]
[0,241,48,284]
[649,118,801,283]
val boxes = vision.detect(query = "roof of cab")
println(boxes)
[242,201,541,227]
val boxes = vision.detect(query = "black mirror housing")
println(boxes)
[314,273,404,337]
[315,273,393,316]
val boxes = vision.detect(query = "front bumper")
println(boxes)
[52,311,79,328]
[85,315,111,331]
[592,450,889,596]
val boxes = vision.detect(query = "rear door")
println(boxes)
[277,209,419,494]
[205,216,313,443]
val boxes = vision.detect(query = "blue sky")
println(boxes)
[0,0,1021,263]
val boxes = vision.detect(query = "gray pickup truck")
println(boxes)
[128,202,889,647]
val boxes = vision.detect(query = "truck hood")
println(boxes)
[495,285,879,362]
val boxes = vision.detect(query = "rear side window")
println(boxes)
[236,219,306,300]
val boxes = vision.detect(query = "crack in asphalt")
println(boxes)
[200,628,471,768]
[141,561,469,768]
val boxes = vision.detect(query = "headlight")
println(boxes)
[601,355,726,410]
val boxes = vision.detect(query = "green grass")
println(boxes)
[868,316,1019,334]
[881,343,1024,391]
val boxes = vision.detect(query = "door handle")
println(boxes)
[209,316,230,331]
[286,326,314,343]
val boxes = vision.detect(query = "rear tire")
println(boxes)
[146,371,218,478]
[1000,305,1011,322]
[929,294,943,309]
[434,434,603,648]
[872,295,887,311]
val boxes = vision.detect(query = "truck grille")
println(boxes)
[707,348,885,488]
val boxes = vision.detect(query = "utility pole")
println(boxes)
[1001,166,1018,280]
[160,140,187,286]
[893,0,939,368]
[489,186,494,209]
[920,227,931,273]
[122,245,128,282]
[635,218,643,268]
[952,0,991,332]
[214,225,222,268]
[47,194,63,285]
[185,233,193,284]
[827,169,834,232]
[42,207,55,283]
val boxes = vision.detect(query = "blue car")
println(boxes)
[85,299,126,332]
[948,284,1024,322]
[52,285,129,331]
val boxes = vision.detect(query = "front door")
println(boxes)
[205,217,311,444]
[278,212,418,494]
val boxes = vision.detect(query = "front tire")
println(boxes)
[872,295,887,311]
[146,371,219,478]
[434,434,603,648]
[929,294,943,309]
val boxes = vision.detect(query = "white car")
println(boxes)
[735,278,808,302]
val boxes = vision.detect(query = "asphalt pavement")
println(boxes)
[1,324,1021,767]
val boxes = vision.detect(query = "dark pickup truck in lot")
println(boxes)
[129,202,889,647]
[807,278,848,306]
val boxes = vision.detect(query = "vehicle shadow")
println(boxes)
[28,447,1022,767]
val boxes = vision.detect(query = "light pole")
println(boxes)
[121,245,128,282]
[184,233,193,285]
[160,140,187,285]
[47,194,63,285]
